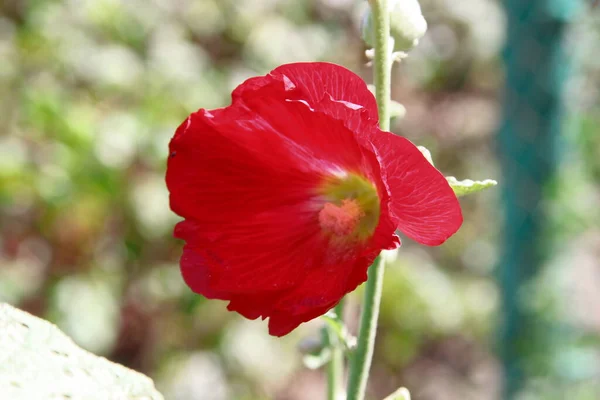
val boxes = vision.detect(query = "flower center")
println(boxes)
[318,173,380,241]
[319,199,364,236]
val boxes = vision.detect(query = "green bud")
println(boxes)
[417,146,434,165]
[383,387,411,400]
[362,0,428,52]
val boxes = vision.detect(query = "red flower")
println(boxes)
[166,62,462,336]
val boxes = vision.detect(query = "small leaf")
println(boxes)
[416,146,496,196]
[301,327,331,370]
[300,309,357,370]
[446,176,498,197]
[302,349,332,370]
[322,313,357,352]
[0,303,163,400]
[383,387,411,400]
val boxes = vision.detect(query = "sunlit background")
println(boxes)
[1,0,599,399]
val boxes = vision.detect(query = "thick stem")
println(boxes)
[326,302,345,400]
[370,0,392,132]
[346,0,392,398]
[346,257,385,400]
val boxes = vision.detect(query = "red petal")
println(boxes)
[282,90,461,246]
[234,79,373,177]
[231,62,379,124]
[370,132,463,245]
[166,75,398,334]
[270,62,379,120]
[268,250,379,336]
[257,64,463,245]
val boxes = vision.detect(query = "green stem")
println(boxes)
[326,302,345,400]
[347,0,392,399]
[346,257,385,400]
[369,0,392,132]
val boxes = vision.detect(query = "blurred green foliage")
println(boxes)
[0,0,599,399]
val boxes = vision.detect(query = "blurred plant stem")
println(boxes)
[326,302,345,400]
[498,1,574,397]
[346,2,391,399]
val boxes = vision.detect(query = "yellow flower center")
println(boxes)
[318,173,380,241]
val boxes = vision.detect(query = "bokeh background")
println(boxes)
[1,0,599,399]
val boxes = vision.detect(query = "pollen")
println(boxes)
[319,199,364,236]
[317,172,380,241]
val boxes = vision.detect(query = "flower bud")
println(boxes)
[362,0,428,52]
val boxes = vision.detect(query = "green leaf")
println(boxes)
[299,310,358,370]
[322,311,357,352]
[302,348,332,370]
[300,328,331,370]
[446,176,498,197]
[0,303,164,400]
[417,145,497,196]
